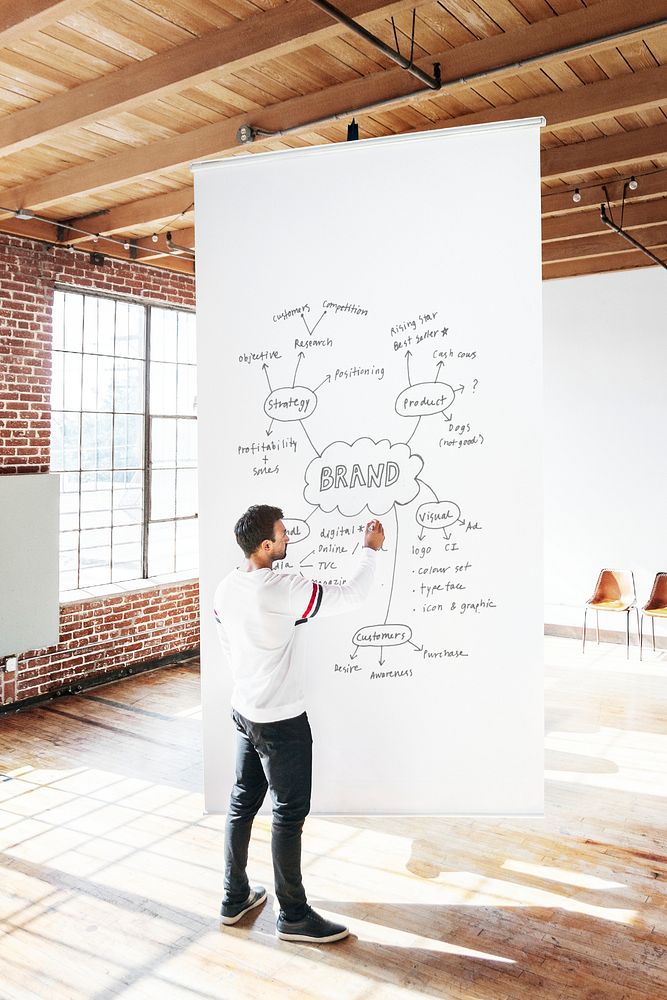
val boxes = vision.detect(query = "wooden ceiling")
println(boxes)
[1,0,666,278]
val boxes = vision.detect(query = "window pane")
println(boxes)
[80,475,112,529]
[98,297,115,356]
[176,419,197,468]
[52,290,65,350]
[51,412,63,471]
[63,352,82,410]
[81,413,113,470]
[59,541,79,584]
[115,300,129,357]
[115,358,144,413]
[148,520,175,576]
[60,569,78,592]
[114,413,143,469]
[83,296,98,354]
[128,303,145,359]
[82,354,114,412]
[177,312,196,364]
[176,364,197,416]
[64,292,83,352]
[51,351,63,410]
[151,469,176,520]
[60,487,79,532]
[152,417,176,469]
[150,361,177,415]
[112,524,142,582]
[176,518,198,572]
[176,469,197,517]
[79,529,112,587]
[53,412,81,472]
[151,308,178,362]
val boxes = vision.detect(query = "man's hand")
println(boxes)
[363,519,385,550]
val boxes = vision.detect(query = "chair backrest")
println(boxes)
[646,571,667,610]
[591,568,636,605]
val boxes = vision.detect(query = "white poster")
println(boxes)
[194,119,544,815]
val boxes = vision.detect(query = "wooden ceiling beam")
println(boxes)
[1,0,663,161]
[6,62,667,216]
[0,0,429,158]
[1,0,667,213]
[430,64,667,135]
[541,123,667,181]
[66,189,196,243]
[542,222,667,262]
[541,169,667,216]
[61,166,667,247]
[6,96,663,221]
[542,198,667,240]
[0,0,97,46]
[544,248,666,279]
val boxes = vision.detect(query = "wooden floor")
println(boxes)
[1,638,665,1000]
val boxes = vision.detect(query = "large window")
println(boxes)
[50,289,198,593]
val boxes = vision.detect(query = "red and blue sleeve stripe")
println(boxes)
[295,583,323,626]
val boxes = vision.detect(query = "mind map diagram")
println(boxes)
[235,299,497,682]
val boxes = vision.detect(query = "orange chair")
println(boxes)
[639,572,667,661]
[582,569,638,659]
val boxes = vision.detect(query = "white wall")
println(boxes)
[543,267,667,635]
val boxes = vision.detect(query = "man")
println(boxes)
[214,504,384,943]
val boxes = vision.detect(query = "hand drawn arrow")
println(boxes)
[314,374,331,392]
[383,507,399,626]
[443,528,451,541]
[408,640,423,653]
[379,647,385,666]
[416,478,439,502]
[442,412,452,422]
[454,384,464,393]
[418,529,425,541]
[262,363,272,392]
[405,415,421,446]
[310,309,327,336]
[405,349,413,386]
[266,420,274,437]
[292,351,305,387]
[299,420,320,457]
[350,648,358,661]
[435,360,444,382]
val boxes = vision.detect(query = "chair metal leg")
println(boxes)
[652,617,655,652]
[640,613,643,661]
[626,610,630,660]
[635,607,640,656]
[596,611,600,644]
[582,607,588,653]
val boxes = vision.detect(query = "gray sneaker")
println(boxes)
[276,905,349,943]
[220,885,267,925]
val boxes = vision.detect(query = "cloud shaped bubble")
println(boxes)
[304,437,424,517]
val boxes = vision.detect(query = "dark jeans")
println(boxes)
[223,708,313,921]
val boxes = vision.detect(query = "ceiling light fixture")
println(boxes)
[572,188,582,203]
[14,208,34,220]
[628,175,638,191]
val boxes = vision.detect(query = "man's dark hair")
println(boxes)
[234,504,284,557]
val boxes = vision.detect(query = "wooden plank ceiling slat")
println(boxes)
[1,0,666,277]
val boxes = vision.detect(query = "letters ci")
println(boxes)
[320,462,400,491]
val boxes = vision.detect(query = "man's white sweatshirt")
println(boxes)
[213,547,378,723]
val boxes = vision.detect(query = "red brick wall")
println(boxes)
[0,232,200,707]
